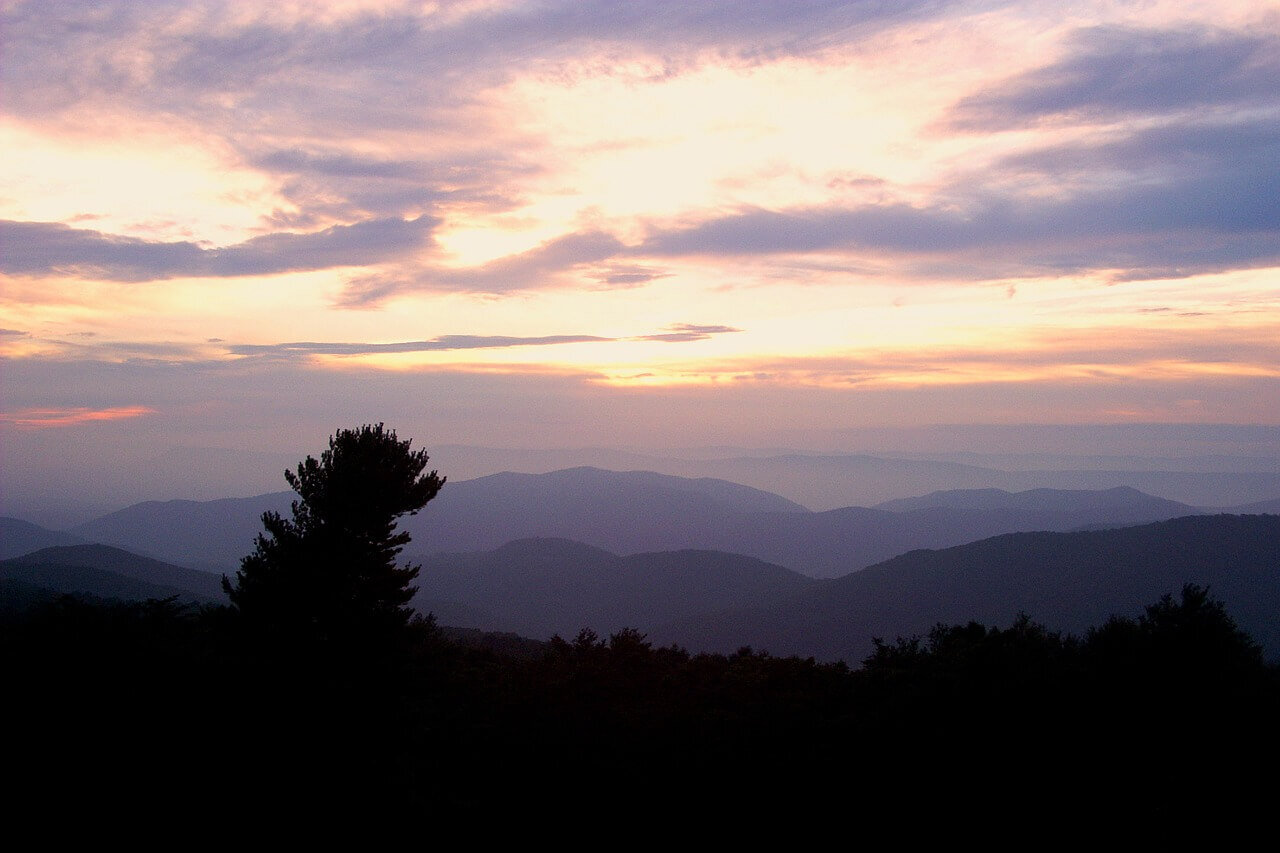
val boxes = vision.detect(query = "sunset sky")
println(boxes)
[2,0,1278,517]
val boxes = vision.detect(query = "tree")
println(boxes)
[222,423,444,643]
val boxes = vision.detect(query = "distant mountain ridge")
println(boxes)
[413,537,816,640]
[873,485,1192,516]
[0,517,86,560]
[654,514,1280,662]
[0,544,228,604]
[71,493,295,571]
[58,470,1236,577]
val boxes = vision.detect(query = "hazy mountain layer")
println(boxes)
[413,537,815,640]
[65,469,1215,578]
[69,468,806,572]
[71,493,295,572]
[655,514,1280,663]
[0,545,228,603]
[0,517,86,560]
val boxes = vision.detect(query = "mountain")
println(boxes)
[655,515,1280,663]
[0,544,227,603]
[0,517,86,560]
[72,469,804,572]
[652,453,1280,510]
[874,485,1191,514]
[407,478,1210,577]
[1223,498,1280,514]
[402,466,807,555]
[71,470,1212,578]
[661,487,1202,577]
[413,537,816,640]
[71,492,295,572]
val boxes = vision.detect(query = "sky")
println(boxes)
[2,0,1279,517]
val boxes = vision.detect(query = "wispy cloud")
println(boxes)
[948,26,1280,129]
[1,216,438,281]
[231,324,743,359]
[0,405,156,428]
[632,324,742,343]
[228,335,613,358]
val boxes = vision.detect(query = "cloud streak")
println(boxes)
[0,406,156,428]
[231,324,742,359]
[949,26,1280,128]
[1,216,438,281]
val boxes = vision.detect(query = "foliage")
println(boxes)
[222,423,444,644]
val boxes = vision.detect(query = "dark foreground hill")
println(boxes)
[414,537,815,639]
[0,544,227,604]
[656,514,1280,662]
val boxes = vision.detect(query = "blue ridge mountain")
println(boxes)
[71,493,295,572]
[0,544,228,603]
[70,468,805,572]
[653,514,1280,663]
[413,536,815,640]
[66,469,1221,578]
[0,517,86,560]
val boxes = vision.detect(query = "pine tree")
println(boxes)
[223,423,444,643]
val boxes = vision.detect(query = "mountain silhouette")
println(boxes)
[0,544,228,603]
[413,536,815,639]
[71,493,295,571]
[0,517,86,560]
[655,514,1280,662]
[68,470,1218,578]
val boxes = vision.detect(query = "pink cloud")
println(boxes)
[0,405,156,428]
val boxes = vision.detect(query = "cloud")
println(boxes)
[229,323,742,359]
[0,216,438,281]
[635,127,1280,281]
[339,230,628,303]
[0,329,29,337]
[0,405,156,428]
[631,324,742,343]
[949,25,1280,129]
[228,335,613,358]
[2,0,976,114]
[251,147,538,219]
[588,265,671,289]
[997,116,1280,179]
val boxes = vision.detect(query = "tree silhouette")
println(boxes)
[223,423,444,644]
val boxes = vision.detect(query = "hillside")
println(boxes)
[0,517,86,560]
[413,537,816,639]
[71,493,295,572]
[0,545,227,603]
[655,514,1280,662]
[69,471,1217,578]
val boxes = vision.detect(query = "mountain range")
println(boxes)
[0,544,227,605]
[4,467,1277,664]
[414,537,815,639]
[653,514,1280,662]
[49,467,1246,578]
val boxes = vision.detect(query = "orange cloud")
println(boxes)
[0,405,156,428]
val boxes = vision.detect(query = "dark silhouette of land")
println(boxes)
[4,426,1279,825]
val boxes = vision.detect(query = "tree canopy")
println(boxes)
[223,423,444,643]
